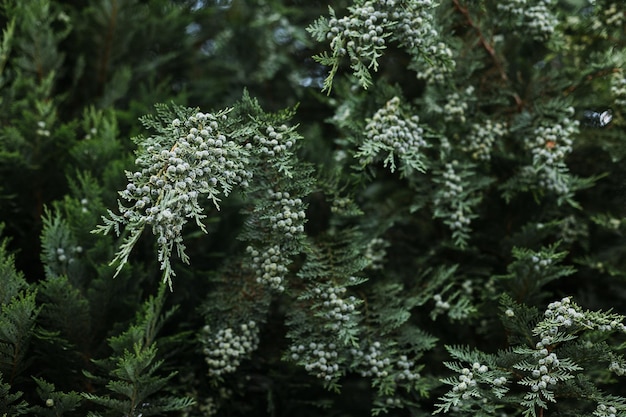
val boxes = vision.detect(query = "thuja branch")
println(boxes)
[94,104,254,289]
[94,95,304,289]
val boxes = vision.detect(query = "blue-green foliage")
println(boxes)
[437,296,626,417]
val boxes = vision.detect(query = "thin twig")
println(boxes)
[98,0,118,94]
[452,0,523,109]
[563,67,621,95]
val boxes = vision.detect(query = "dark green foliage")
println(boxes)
[0,229,27,306]
[2,0,626,416]
[0,285,38,385]
[83,284,194,416]
[0,373,28,416]
[30,378,82,417]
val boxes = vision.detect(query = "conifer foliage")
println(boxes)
[1,0,626,416]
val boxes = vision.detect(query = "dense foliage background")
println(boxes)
[1,0,626,416]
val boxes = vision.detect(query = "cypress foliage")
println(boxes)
[1,1,626,416]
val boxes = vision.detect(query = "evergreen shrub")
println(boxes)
[1,0,626,416]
